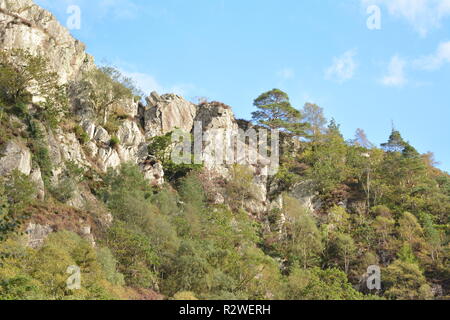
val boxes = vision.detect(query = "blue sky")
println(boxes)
[35,0,450,172]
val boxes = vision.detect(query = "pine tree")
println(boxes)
[252,89,308,137]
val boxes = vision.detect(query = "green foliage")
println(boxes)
[0,171,35,241]
[172,291,198,300]
[252,89,308,137]
[27,122,52,185]
[285,267,364,300]
[48,176,75,203]
[104,222,159,288]
[147,131,202,181]
[78,65,141,125]
[0,49,67,126]
[381,129,407,153]
[109,135,120,149]
[1,77,449,301]
[302,102,327,141]
[383,259,433,300]
[281,196,323,269]
[74,125,90,145]
[327,233,357,274]
[96,247,125,286]
[0,232,124,300]
[303,122,349,195]
[224,165,257,210]
[48,161,85,203]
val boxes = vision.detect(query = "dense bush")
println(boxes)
[0,232,125,300]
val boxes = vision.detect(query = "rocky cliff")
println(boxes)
[0,0,302,246]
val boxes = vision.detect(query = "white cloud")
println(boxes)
[379,42,450,87]
[121,70,197,98]
[381,55,407,87]
[277,68,295,80]
[325,50,357,83]
[413,41,450,70]
[362,0,450,36]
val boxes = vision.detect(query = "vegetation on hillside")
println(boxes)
[0,50,448,300]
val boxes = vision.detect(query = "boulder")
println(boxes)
[143,92,197,137]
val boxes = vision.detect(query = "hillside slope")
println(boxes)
[0,0,448,300]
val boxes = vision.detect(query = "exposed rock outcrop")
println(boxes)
[289,180,318,213]
[0,140,32,176]
[29,166,45,200]
[0,0,283,221]
[143,92,197,137]
[25,222,53,249]
[0,0,94,84]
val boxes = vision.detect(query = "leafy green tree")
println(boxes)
[147,131,202,181]
[0,181,11,242]
[96,247,125,286]
[80,66,139,125]
[328,233,357,274]
[373,215,396,250]
[102,163,179,271]
[0,49,59,105]
[398,212,424,250]
[381,129,407,153]
[285,266,364,300]
[282,196,323,269]
[0,49,67,126]
[225,165,257,210]
[419,213,444,263]
[0,171,35,241]
[302,103,327,141]
[304,121,349,195]
[104,222,159,289]
[252,89,308,137]
[162,240,212,296]
[383,259,433,300]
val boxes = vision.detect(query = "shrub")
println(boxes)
[104,222,159,288]
[74,125,90,145]
[0,172,36,241]
[224,165,257,210]
[96,247,125,286]
[285,267,364,300]
[104,118,120,135]
[109,136,120,149]
[147,131,202,181]
[172,291,198,300]
[0,232,122,300]
[48,176,76,203]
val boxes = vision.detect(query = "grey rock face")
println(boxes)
[144,92,197,137]
[140,160,165,187]
[289,180,318,212]
[0,0,285,216]
[25,222,53,249]
[117,120,144,147]
[0,0,94,84]
[30,166,45,200]
[0,140,32,176]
